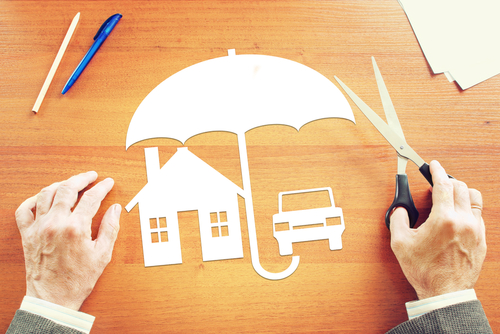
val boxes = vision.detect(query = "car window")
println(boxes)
[281,189,332,212]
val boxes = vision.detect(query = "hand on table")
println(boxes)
[389,160,486,300]
[15,171,121,311]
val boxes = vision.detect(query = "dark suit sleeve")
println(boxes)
[6,310,85,334]
[386,300,492,334]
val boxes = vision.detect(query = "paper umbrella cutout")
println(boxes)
[126,50,354,280]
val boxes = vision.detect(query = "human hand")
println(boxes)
[389,160,486,300]
[15,171,121,311]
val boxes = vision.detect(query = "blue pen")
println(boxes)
[62,13,122,94]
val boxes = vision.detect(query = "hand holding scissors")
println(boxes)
[335,57,452,229]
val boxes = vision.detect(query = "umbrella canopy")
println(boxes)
[126,53,354,148]
[126,51,354,280]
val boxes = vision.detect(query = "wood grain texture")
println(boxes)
[1,1,500,332]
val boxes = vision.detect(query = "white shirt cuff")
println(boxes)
[20,296,95,333]
[405,289,477,320]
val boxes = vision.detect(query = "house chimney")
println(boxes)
[144,147,160,183]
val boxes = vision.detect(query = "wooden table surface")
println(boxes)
[1,1,499,333]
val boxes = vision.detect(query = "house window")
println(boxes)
[210,211,229,237]
[150,217,168,243]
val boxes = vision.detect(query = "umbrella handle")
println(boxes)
[252,254,300,280]
[238,133,300,280]
[244,186,300,280]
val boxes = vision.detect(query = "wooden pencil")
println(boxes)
[32,12,80,114]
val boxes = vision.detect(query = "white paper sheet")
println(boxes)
[399,0,500,89]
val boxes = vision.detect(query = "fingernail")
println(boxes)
[114,204,122,215]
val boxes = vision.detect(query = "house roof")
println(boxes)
[126,147,245,212]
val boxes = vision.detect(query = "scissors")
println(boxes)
[334,57,448,229]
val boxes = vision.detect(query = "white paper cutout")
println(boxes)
[126,50,354,279]
[126,147,245,266]
[399,0,500,89]
[273,188,345,256]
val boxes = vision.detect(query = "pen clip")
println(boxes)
[94,14,121,40]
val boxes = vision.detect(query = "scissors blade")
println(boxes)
[372,57,404,139]
[371,57,409,174]
[334,75,426,168]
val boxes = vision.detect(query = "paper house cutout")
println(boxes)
[126,147,245,266]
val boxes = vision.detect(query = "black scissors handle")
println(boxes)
[419,162,455,186]
[385,174,419,229]
[419,163,433,186]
